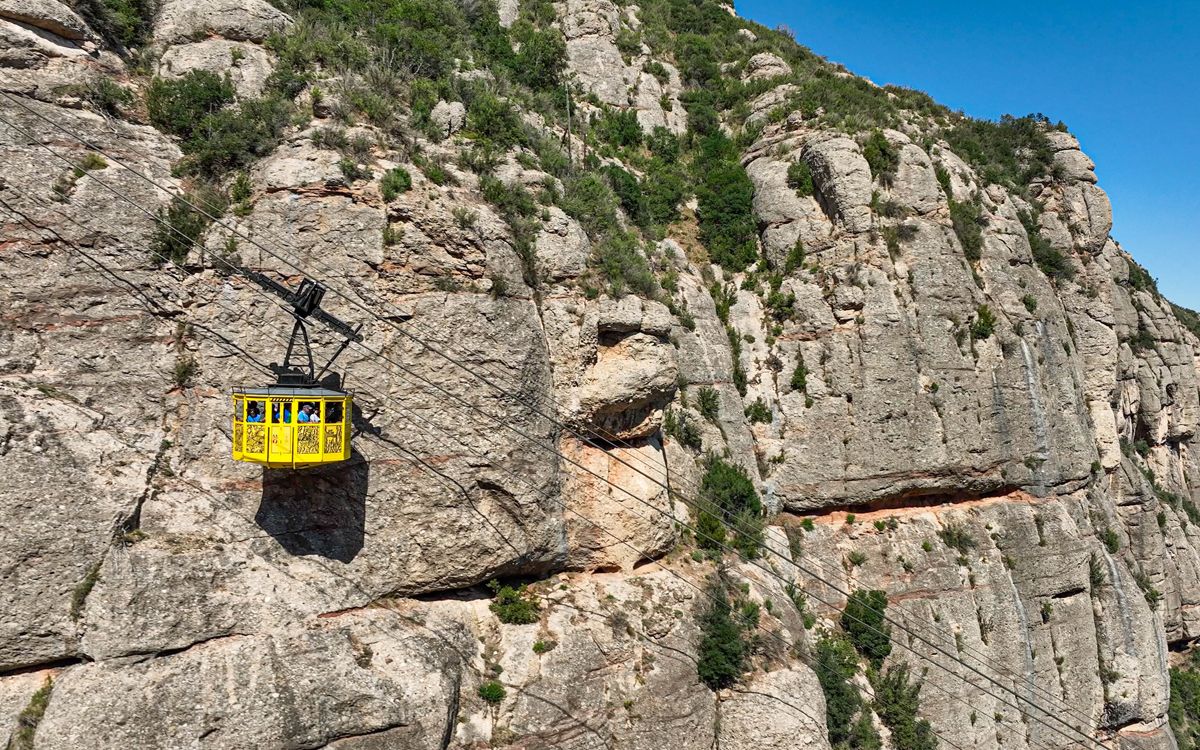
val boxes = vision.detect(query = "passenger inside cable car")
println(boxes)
[247,402,265,422]
[298,402,320,423]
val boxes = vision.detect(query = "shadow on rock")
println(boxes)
[255,449,369,563]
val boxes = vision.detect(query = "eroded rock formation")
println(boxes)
[1,1,1197,748]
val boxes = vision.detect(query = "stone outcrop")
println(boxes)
[153,0,292,45]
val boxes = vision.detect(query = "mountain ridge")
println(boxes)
[0,0,1198,748]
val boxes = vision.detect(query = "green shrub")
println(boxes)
[83,77,133,116]
[229,172,252,203]
[381,167,413,200]
[1017,209,1074,282]
[151,185,227,266]
[467,91,526,149]
[815,634,880,750]
[71,0,152,47]
[1127,259,1158,294]
[179,96,290,177]
[11,676,53,750]
[1172,304,1200,340]
[1127,327,1156,352]
[173,355,198,387]
[695,509,728,551]
[147,71,234,140]
[594,108,643,148]
[482,176,538,219]
[784,238,806,275]
[1021,294,1038,313]
[602,165,644,226]
[842,589,891,669]
[938,524,976,554]
[1166,653,1200,750]
[744,398,770,424]
[934,164,953,197]
[376,0,469,79]
[594,233,657,298]
[418,157,454,186]
[949,197,984,262]
[787,160,814,197]
[766,287,796,322]
[699,455,763,558]
[848,551,868,567]
[478,681,506,704]
[942,113,1057,190]
[863,129,899,184]
[561,173,621,239]
[694,134,758,271]
[696,578,750,689]
[970,305,996,340]
[663,408,702,451]
[642,162,686,227]
[872,664,937,750]
[339,158,370,182]
[488,579,540,624]
[644,60,670,83]
[647,126,681,160]
[69,562,102,621]
[511,24,567,91]
[1101,527,1120,554]
[697,386,719,422]
[615,26,642,60]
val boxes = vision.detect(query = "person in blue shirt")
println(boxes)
[246,403,264,423]
[298,403,319,423]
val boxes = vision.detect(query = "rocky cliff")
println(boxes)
[2,0,1199,748]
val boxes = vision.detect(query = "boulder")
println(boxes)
[158,40,274,99]
[430,99,466,139]
[0,0,96,42]
[743,51,790,82]
[153,0,292,45]
[802,135,874,233]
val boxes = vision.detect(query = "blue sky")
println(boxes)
[736,0,1200,310]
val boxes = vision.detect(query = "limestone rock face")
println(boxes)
[0,0,97,43]
[39,611,473,749]
[803,134,874,233]
[561,0,630,106]
[153,0,292,45]
[2,2,1200,750]
[158,40,274,98]
[544,295,679,441]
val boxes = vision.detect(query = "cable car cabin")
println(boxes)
[231,387,351,469]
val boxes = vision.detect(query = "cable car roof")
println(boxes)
[232,386,350,397]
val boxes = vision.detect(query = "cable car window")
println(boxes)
[325,401,344,424]
[246,400,266,423]
[297,401,320,423]
[271,400,293,424]
[234,396,245,423]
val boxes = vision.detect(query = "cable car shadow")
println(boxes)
[255,449,368,563]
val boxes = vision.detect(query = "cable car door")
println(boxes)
[268,398,293,465]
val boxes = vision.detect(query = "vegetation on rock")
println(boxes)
[842,589,891,669]
[488,580,540,625]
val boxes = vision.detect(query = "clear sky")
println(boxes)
[736,0,1200,310]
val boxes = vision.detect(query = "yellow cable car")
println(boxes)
[231,386,351,469]
[230,276,369,470]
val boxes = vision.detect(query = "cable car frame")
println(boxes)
[230,274,363,470]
